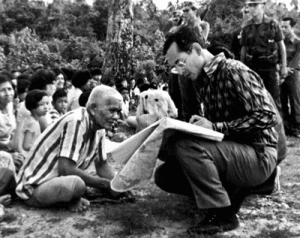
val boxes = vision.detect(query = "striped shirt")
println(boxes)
[194,53,278,148]
[16,107,106,200]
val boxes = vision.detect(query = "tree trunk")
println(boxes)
[101,0,134,86]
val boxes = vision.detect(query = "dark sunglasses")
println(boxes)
[182,8,190,13]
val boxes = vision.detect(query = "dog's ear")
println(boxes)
[136,93,146,116]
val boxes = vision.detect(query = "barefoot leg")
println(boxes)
[67,197,90,212]
[0,195,11,206]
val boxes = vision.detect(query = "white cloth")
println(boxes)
[67,87,82,111]
[12,114,41,158]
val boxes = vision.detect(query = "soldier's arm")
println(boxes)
[200,21,210,40]
[240,46,247,63]
[277,40,287,77]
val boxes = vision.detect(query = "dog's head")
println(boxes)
[137,90,169,118]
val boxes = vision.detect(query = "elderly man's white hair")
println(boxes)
[86,85,121,109]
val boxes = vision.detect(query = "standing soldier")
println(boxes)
[231,5,251,60]
[281,17,300,137]
[241,0,287,112]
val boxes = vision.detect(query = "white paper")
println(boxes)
[109,118,224,192]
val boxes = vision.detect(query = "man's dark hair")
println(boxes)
[72,69,91,88]
[25,89,48,111]
[52,89,67,103]
[282,17,297,27]
[163,26,202,55]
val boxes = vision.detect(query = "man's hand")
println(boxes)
[286,67,295,77]
[189,115,213,130]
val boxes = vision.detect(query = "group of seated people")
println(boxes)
[0,66,103,210]
[0,64,177,216]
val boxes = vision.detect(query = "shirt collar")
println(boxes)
[203,53,226,79]
[286,33,296,43]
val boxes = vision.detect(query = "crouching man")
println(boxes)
[154,26,279,235]
[16,85,124,212]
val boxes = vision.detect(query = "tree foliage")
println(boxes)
[0,0,299,80]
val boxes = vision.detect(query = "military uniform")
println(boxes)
[241,15,283,111]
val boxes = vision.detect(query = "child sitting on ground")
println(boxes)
[49,89,68,122]
[12,90,50,157]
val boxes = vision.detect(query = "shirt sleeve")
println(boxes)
[212,64,277,135]
[289,40,300,69]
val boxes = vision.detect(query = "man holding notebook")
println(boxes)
[154,26,282,235]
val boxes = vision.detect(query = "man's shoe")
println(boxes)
[187,207,239,235]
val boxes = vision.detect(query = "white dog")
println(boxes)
[127,89,178,132]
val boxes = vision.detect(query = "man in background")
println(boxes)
[241,0,287,112]
[280,17,300,137]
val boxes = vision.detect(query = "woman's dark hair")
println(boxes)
[0,70,13,80]
[60,67,75,82]
[28,69,56,91]
[90,67,102,76]
[52,89,67,103]
[72,69,91,88]
[78,90,92,107]
[17,79,31,94]
[25,89,48,111]
[0,73,13,86]
[52,68,66,80]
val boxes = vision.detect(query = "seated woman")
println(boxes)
[12,90,50,158]
[0,74,23,210]
[52,68,67,91]
[16,69,57,132]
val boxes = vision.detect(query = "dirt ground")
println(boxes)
[1,136,300,238]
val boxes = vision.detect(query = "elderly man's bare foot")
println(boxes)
[0,195,11,206]
[67,197,90,212]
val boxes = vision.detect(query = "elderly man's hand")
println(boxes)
[189,115,213,130]
[11,152,25,170]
